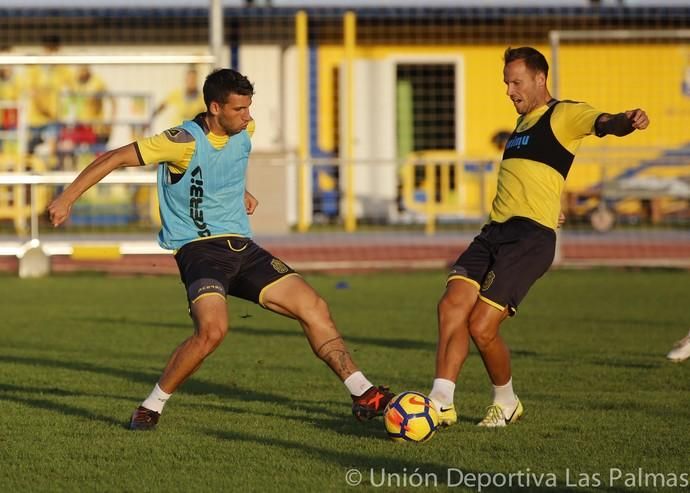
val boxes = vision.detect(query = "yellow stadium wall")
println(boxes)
[315,43,690,193]
[559,43,690,149]
[317,44,517,156]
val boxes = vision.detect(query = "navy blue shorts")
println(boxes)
[447,217,556,315]
[174,236,298,307]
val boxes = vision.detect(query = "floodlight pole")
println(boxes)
[549,30,560,100]
[549,30,562,265]
[210,0,224,68]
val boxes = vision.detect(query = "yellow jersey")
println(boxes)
[489,100,602,230]
[136,114,255,176]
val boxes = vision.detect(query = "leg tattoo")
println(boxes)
[315,336,357,380]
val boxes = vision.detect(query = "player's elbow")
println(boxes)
[108,143,142,169]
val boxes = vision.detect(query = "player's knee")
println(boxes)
[468,321,497,349]
[299,295,331,323]
[314,295,330,315]
[438,290,473,317]
[437,295,454,315]
[195,321,228,351]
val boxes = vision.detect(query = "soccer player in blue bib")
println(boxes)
[427,47,649,427]
[49,69,393,430]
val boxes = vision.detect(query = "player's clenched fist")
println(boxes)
[625,108,649,130]
[47,197,71,227]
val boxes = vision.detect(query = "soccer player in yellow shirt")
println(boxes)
[428,46,649,428]
[71,65,115,146]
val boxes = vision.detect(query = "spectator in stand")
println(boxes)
[23,34,74,161]
[152,65,206,127]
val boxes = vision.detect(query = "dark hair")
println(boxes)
[203,68,254,109]
[504,46,549,79]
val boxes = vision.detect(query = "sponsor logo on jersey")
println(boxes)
[189,166,211,237]
[505,134,530,150]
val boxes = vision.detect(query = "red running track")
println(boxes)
[3,237,689,275]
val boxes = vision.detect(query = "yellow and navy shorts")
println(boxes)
[447,217,556,315]
[174,237,297,307]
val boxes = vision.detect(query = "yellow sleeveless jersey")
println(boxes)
[489,100,602,230]
[136,116,255,174]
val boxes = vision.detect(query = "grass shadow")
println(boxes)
[207,428,624,491]
[0,353,353,426]
[231,326,436,352]
[0,383,127,428]
[82,316,437,352]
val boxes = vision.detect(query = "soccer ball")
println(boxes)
[383,391,439,442]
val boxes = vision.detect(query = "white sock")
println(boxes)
[344,371,373,396]
[492,378,518,414]
[141,383,172,414]
[429,378,456,410]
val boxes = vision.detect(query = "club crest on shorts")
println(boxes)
[271,259,289,274]
[481,271,495,291]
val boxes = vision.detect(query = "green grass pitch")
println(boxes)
[0,269,688,492]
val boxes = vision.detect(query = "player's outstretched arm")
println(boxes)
[595,108,649,137]
[48,143,141,227]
